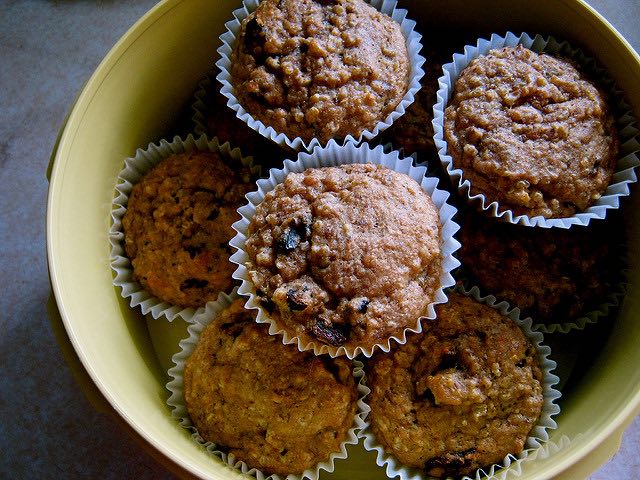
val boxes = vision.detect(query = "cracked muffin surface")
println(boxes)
[367,292,544,478]
[122,151,253,308]
[444,45,618,218]
[184,299,357,475]
[245,163,442,352]
[231,0,410,143]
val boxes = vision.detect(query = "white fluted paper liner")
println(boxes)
[432,32,640,228]
[359,285,562,480]
[192,75,214,137]
[166,288,370,480]
[216,0,425,153]
[229,140,460,358]
[109,134,259,322]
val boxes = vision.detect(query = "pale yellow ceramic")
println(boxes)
[47,0,640,479]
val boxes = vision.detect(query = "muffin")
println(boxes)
[366,292,544,478]
[183,299,358,476]
[243,162,443,353]
[457,210,618,327]
[193,74,289,168]
[230,0,410,144]
[381,60,439,157]
[443,45,618,219]
[122,151,253,308]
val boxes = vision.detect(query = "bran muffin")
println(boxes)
[194,74,288,168]
[366,292,544,478]
[457,211,617,326]
[122,151,253,308]
[382,56,442,158]
[444,45,618,218]
[183,299,358,476]
[244,163,443,353]
[230,0,410,144]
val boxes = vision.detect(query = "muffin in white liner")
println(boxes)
[229,140,461,358]
[359,285,562,480]
[166,288,370,480]
[455,209,629,334]
[216,0,426,152]
[432,31,640,228]
[191,74,291,168]
[109,134,259,322]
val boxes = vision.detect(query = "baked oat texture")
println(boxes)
[122,151,253,308]
[184,299,357,476]
[245,163,442,352]
[367,292,544,478]
[458,211,615,325]
[231,0,410,143]
[444,45,618,218]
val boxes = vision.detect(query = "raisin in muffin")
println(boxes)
[457,210,617,325]
[244,163,442,353]
[230,0,410,143]
[444,45,618,218]
[366,292,544,478]
[122,151,253,308]
[184,299,358,475]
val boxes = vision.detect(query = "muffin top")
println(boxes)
[444,45,618,218]
[245,163,442,353]
[457,211,616,325]
[231,0,410,143]
[184,299,357,475]
[122,151,253,308]
[367,292,544,478]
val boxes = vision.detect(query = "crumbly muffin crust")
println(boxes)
[184,299,357,475]
[122,151,253,308]
[231,0,410,143]
[367,292,544,478]
[457,211,615,325]
[245,163,442,352]
[444,45,618,218]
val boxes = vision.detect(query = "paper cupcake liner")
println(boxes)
[109,133,259,322]
[359,284,562,480]
[192,74,216,138]
[432,31,640,228]
[166,288,370,480]
[216,0,426,153]
[229,139,461,358]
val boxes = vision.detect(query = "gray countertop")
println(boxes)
[1,0,638,478]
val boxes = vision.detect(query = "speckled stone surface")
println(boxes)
[0,0,638,479]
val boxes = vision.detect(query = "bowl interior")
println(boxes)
[47,0,640,479]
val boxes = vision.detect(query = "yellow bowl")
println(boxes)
[47,0,640,478]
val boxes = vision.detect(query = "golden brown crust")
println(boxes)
[444,45,618,218]
[245,163,442,352]
[367,293,544,477]
[231,0,409,143]
[184,299,358,475]
[122,152,253,308]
